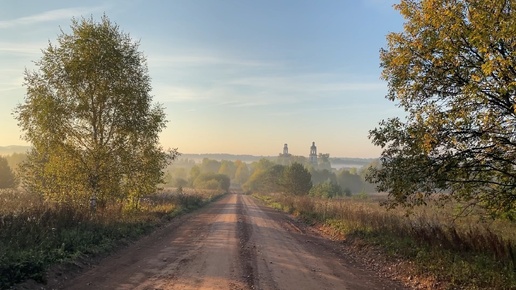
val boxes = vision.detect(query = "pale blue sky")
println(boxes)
[0,0,404,157]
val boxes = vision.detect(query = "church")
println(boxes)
[278,142,318,166]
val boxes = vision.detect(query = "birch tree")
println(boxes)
[15,16,177,208]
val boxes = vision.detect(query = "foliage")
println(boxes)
[336,169,365,194]
[250,158,275,173]
[243,162,312,195]
[310,168,337,186]
[234,161,250,185]
[166,157,374,197]
[218,160,236,178]
[14,16,176,207]
[200,158,221,174]
[189,165,201,185]
[0,156,18,189]
[255,193,516,289]
[0,188,224,288]
[243,164,285,193]
[282,163,312,196]
[317,153,331,170]
[173,178,188,188]
[309,180,343,198]
[3,153,27,172]
[192,173,230,191]
[369,0,516,218]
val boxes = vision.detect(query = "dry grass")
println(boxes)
[255,193,516,289]
[0,188,225,289]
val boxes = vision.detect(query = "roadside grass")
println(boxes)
[0,188,224,289]
[253,193,516,290]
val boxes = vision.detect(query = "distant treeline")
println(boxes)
[179,153,377,169]
[2,153,27,172]
[330,157,376,166]
[165,155,378,196]
[180,153,266,163]
[0,146,376,170]
[0,149,378,195]
[0,146,31,156]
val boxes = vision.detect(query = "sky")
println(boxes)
[0,0,405,158]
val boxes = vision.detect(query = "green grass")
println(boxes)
[0,188,225,289]
[253,193,516,290]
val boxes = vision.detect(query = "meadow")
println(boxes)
[0,187,224,289]
[254,193,516,290]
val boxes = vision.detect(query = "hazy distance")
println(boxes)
[0,1,404,158]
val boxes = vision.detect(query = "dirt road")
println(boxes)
[47,194,405,290]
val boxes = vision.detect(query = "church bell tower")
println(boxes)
[309,142,317,166]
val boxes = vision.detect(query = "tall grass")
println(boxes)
[0,188,224,289]
[255,193,516,289]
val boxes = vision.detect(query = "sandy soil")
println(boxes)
[35,193,407,290]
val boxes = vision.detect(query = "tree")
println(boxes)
[200,158,221,174]
[310,168,337,186]
[250,158,275,175]
[309,180,342,198]
[317,153,331,170]
[336,169,364,194]
[243,164,285,193]
[282,163,312,196]
[189,166,201,186]
[193,173,230,191]
[368,0,516,218]
[0,156,18,189]
[218,160,236,179]
[263,165,286,193]
[172,167,187,180]
[234,161,250,185]
[15,16,176,208]
[4,153,27,172]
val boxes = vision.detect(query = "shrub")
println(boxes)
[309,181,342,198]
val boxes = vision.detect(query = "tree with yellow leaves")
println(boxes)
[368,0,516,219]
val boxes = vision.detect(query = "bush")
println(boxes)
[282,163,312,196]
[255,193,516,289]
[0,157,18,189]
[0,188,224,288]
[193,173,230,191]
[309,181,342,198]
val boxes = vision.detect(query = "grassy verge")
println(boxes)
[0,188,224,289]
[253,193,516,290]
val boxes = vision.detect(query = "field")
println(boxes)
[254,192,516,290]
[3,185,516,289]
[0,187,225,289]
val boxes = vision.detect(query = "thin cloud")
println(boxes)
[153,85,210,103]
[152,73,386,109]
[0,41,46,55]
[147,54,279,68]
[218,99,275,108]
[153,82,285,108]
[0,7,105,29]
[227,75,386,94]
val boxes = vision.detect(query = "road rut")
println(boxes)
[43,193,405,290]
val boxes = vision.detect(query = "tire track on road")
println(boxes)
[236,193,258,289]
